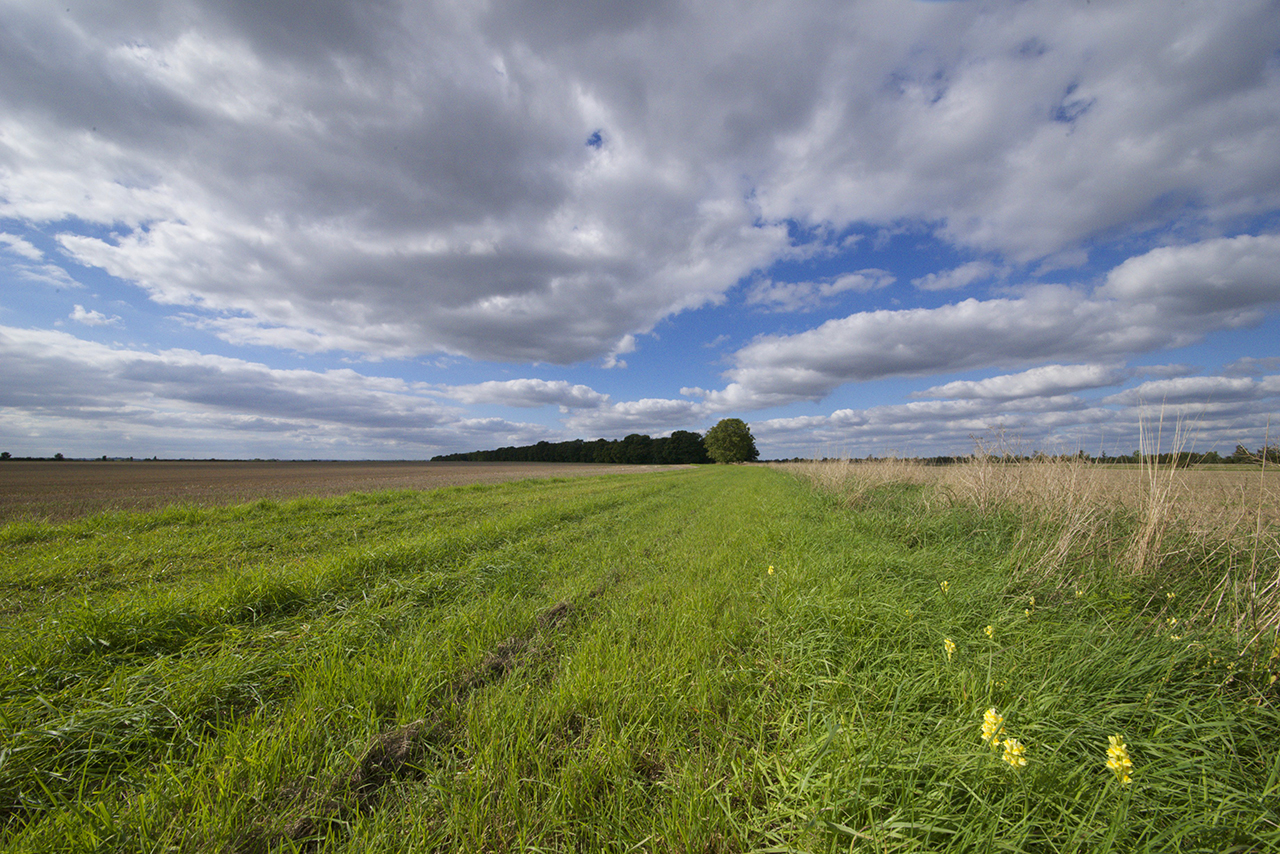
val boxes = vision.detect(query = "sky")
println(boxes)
[2,0,1280,461]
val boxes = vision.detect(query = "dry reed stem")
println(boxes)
[776,443,1280,638]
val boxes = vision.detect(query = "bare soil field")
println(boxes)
[0,460,681,523]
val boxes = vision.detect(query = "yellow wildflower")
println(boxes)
[984,624,994,639]
[1029,596,1035,608]
[944,638,956,661]
[940,580,950,593]
[767,565,774,575]
[1025,609,1031,617]
[1106,734,1133,785]
[1002,737,1028,768]
[981,708,1004,746]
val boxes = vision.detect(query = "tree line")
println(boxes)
[431,431,711,464]
[431,418,761,465]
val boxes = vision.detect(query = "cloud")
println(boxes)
[705,234,1280,408]
[563,397,709,437]
[1103,375,1280,406]
[754,398,1117,458]
[1,0,1275,368]
[0,232,83,289]
[756,2,1280,262]
[439,378,609,410]
[1098,233,1280,317]
[918,363,1129,401]
[603,334,636,369]
[746,269,895,312]
[70,304,121,327]
[1223,356,1280,377]
[0,233,43,261]
[751,380,1280,459]
[912,260,997,291]
[0,325,544,456]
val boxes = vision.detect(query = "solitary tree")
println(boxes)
[703,418,759,463]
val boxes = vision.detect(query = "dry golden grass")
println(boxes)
[775,455,1280,638]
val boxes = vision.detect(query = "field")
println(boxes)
[0,461,678,523]
[1,462,1278,851]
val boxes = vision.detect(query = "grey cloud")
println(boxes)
[0,325,545,455]
[758,2,1280,260]
[203,0,403,65]
[746,270,895,313]
[1103,375,1280,407]
[1223,356,1280,377]
[1137,364,1201,380]
[3,0,1279,371]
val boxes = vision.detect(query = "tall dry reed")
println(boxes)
[778,431,1280,640]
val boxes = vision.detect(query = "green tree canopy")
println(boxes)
[703,418,759,463]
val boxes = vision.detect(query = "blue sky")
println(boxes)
[2,0,1279,460]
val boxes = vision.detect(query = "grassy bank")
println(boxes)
[2,466,1277,851]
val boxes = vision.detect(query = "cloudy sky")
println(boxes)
[3,0,1279,460]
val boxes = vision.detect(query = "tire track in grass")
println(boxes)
[268,571,627,850]
[255,474,732,849]
[0,476,683,844]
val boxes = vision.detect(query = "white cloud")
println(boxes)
[70,304,121,327]
[439,379,609,410]
[918,363,1128,401]
[603,334,637,370]
[563,397,709,437]
[912,260,997,291]
[0,233,43,261]
[1099,233,1280,316]
[706,234,1280,408]
[754,398,1118,458]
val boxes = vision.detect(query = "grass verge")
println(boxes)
[2,466,1277,851]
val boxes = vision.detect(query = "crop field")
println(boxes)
[1,463,1278,851]
[0,460,678,524]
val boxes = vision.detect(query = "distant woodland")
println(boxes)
[431,431,710,464]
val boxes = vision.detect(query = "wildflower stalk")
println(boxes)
[981,708,1004,747]
[1106,735,1133,785]
[1002,737,1027,768]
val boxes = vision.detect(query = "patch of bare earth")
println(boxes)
[0,460,681,523]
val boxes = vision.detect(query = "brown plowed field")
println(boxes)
[0,460,682,523]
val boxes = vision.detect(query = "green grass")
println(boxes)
[1,467,1276,852]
